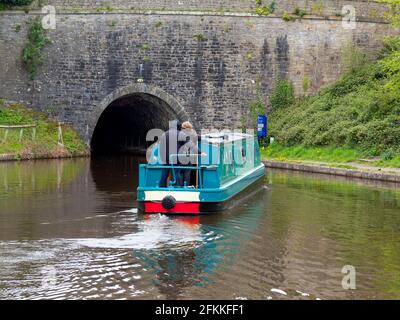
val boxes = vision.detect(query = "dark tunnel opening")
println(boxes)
[91,93,179,155]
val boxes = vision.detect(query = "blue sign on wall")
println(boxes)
[257,115,267,138]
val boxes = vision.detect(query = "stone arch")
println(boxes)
[90,83,189,154]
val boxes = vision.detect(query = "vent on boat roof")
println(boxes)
[204,134,229,140]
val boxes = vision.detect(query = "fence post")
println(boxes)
[19,128,24,142]
[3,129,8,143]
[58,122,64,146]
[0,125,36,144]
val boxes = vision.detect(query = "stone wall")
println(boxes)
[0,10,395,142]
[32,0,389,21]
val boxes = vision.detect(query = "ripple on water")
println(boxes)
[76,214,203,250]
[2,161,400,300]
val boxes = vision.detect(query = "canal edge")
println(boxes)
[0,152,90,162]
[263,160,400,183]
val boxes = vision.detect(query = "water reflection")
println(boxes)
[0,157,400,300]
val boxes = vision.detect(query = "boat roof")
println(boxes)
[200,132,254,144]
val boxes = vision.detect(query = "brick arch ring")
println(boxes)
[88,83,190,141]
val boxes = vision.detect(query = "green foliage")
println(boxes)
[0,100,88,157]
[379,37,400,94]
[270,79,295,110]
[1,0,32,4]
[0,0,32,10]
[377,0,400,26]
[282,11,293,21]
[311,0,325,16]
[245,82,267,135]
[0,0,33,6]
[302,76,310,93]
[255,0,275,16]
[193,32,205,41]
[249,98,265,131]
[262,143,400,168]
[341,45,370,73]
[263,143,363,163]
[141,43,151,50]
[382,148,397,160]
[267,42,400,158]
[293,6,307,18]
[23,17,50,80]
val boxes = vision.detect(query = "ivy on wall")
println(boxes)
[22,17,50,80]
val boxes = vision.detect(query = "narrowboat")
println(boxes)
[137,132,265,215]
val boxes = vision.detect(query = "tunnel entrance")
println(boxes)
[91,93,180,155]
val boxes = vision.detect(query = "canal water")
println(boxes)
[0,156,400,300]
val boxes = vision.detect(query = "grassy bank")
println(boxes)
[0,100,88,160]
[265,36,400,169]
[262,143,400,168]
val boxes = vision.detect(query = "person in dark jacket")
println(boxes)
[179,121,203,187]
[158,120,186,187]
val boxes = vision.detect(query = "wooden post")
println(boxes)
[3,129,8,143]
[0,125,36,143]
[58,122,64,146]
[19,128,24,142]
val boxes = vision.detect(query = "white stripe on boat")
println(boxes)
[144,191,200,202]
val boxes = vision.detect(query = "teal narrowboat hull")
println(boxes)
[137,163,265,215]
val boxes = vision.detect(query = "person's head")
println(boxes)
[181,121,193,130]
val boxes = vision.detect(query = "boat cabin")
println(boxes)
[137,132,265,214]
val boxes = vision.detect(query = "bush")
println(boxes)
[1,0,32,4]
[0,0,33,7]
[268,42,400,157]
[379,37,400,94]
[270,79,295,110]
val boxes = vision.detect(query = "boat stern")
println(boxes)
[138,189,202,215]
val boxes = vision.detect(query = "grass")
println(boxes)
[262,143,400,168]
[262,143,363,163]
[374,156,400,168]
[0,100,88,159]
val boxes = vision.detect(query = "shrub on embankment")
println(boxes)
[0,100,88,159]
[0,0,33,10]
[267,37,400,162]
